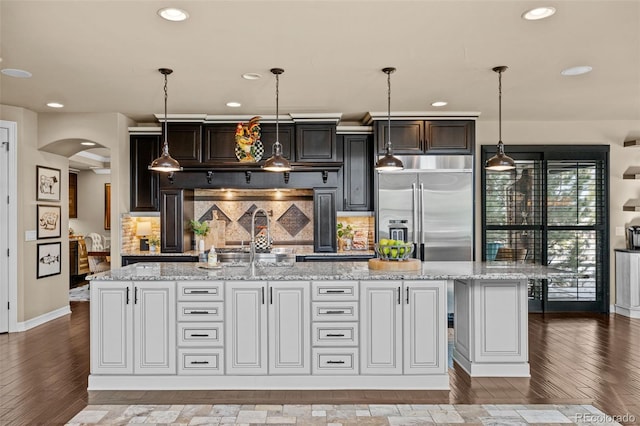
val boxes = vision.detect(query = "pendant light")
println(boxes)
[375,67,404,171]
[263,68,292,172]
[485,66,516,171]
[149,68,182,172]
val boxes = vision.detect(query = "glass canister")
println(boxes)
[388,220,408,242]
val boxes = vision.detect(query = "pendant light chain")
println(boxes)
[275,71,280,147]
[387,70,392,151]
[163,72,169,155]
[498,68,502,144]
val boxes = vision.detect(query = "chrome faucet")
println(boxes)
[250,208,271,267]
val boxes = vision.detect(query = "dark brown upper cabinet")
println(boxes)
[166,123,202,166]
[342,134,373,211]
[160,188,194,253]
[203,124,238,164]
[296,123,337,162]
[130,134,160,212]
[375,120,474,155]
[260,123,295,161]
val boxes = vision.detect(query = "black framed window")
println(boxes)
[481,145,609,313]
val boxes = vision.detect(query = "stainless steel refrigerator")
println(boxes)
[375,155,474,261]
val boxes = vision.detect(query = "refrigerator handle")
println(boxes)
[419,183,425,245]
[412,183,418,244]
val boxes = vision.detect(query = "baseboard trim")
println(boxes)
[15,305,71,332]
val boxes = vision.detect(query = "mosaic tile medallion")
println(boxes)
[277,204,311,237]
[238,204,270,236]
[198,205,232,224]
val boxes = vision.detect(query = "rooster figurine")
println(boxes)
[235,116,262,162]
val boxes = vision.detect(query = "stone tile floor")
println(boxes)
[66,403,624,425]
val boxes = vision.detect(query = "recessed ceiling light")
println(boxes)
[81,141,96,146]
[157,7,189,22]
[226,101,242,108]
[1,68,32,78]
[561,65,593,76]
[431,101,448,107]
[46,102,64,108]
[242,73,262,80]
[522,7,556,20]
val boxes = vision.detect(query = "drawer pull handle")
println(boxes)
[188,310,212,314]
[190,361,210,365]
[326,360,345,364]
[188,290,212,294]
[190,333,210,337]
[326,333,345,337]
[325,310,345,314]
[325,290,346,294]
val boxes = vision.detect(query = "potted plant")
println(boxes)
[337,222,354,251]
[189,219,210,253]
[148,235,160,252]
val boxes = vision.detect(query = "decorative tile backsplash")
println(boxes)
[194,189,314,246]
[121,215,161,252]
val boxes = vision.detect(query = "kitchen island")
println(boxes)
[87,261,573,391]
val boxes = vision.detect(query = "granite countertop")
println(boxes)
[88,261,578,282]
[614,248,640,253]
[121,250,200,257]
[121,248,375,257]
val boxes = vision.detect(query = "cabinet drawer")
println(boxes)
[177,282,223,301]
[178,348,223,375]
[177,302,223,321]
[312,322,358,347]
[312,348,359,375]
[312,301,358,322]
[312,281,358,301]
[178,322,223,347]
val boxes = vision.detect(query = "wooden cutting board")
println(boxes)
[368,258,421,271]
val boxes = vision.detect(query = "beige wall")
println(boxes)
[475,119,640,302]
[69,170,111,238]
[0,106,133,326]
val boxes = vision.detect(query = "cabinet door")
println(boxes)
[343,135,373,211]
[166,123,202,166]
[296,124,337,162]
[261,123,295,160]
[360,281,402,374]
[424,120,474,154]
[160,189,183,253]
[403,281,447,374]
[203,124,237,163]
[133,281,176,374]
[90,281,133,375]
[130,135,160,211]
[376,120,423,154]
[268,281,311,374]
[313,188,337,252]
[225,282,268,375]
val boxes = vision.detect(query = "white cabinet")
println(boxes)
[268,281,311,374]
[91,281,133,374]
[225,281,311,375]
[360,281,402,374]
[360,280,447,375]
[91,281,175,375]
[615,250,640,318]
[225,281,268,375]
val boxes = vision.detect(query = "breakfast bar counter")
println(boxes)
[87,261,574,391]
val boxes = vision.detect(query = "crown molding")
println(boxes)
[128,126,162,135]
[336,125,373,135]
[364,111,481,124]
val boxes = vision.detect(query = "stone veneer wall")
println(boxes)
[121,215,161,252]
[336,215,375,252]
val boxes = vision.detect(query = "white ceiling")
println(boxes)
[1,0,639,125]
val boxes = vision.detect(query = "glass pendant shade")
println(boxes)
[375,67,403,172]
[149,68,182,173]
[485,66,515,172]
[263,68,291,172]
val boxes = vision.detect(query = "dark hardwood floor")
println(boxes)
[1,302,639,425]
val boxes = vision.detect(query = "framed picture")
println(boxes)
[37,204,61,239]
[36,165,61,201]
[104,183,111,230]
[37,242,61,278]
